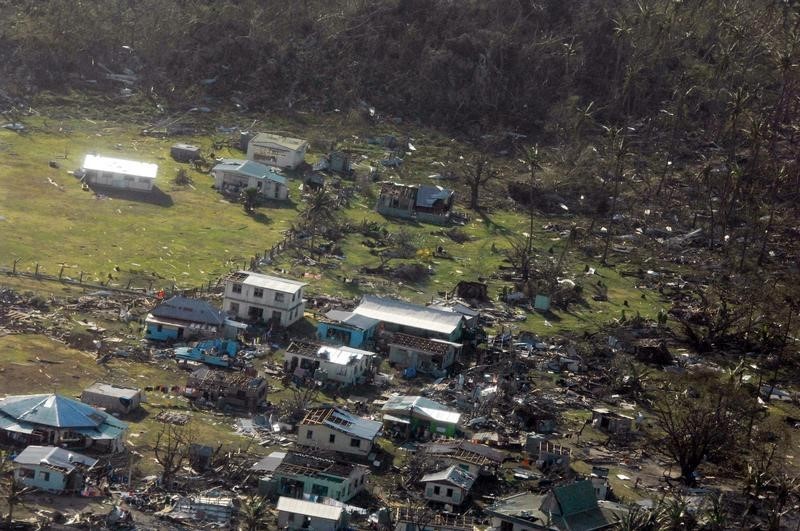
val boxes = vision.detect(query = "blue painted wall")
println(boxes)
[317,323,374,348]
[15,466,68,492]
[145,321,180,341]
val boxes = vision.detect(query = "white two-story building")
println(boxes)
[223,271,307,327]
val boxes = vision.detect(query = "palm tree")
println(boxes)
[238,495,270,531]
[301,189,337,257]
[0,452,33,527]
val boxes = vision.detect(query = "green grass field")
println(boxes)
[0,103,667,337]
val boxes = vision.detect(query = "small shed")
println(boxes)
[171,143,202,162]
[421,465,476,506]
[81,382,143,415]
[591,408,634,434]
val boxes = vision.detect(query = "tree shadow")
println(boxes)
[88,184,174,207]
[376,213,422,227]
[260,197,297,210]
[118,406,150,423]
[477,209,513,235]
[249,212,271,224]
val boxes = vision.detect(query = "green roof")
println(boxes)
[553,480,598,516]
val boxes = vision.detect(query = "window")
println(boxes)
[329,433,336,443]
[292,292,296,302]
[433,485,441,495]
[287,514,295,523]
[18,468,34,479]
[274,292,285,303]
[40,471,50,481]
[272,310,282,322]
[446,488,454,498]
[253,288,264,298]
[229,302,239,314]
[156,324,163,332]
[310,484,328,496]
[306,430,313,440]
[350,438,361,448]
[231,283,242,294]
[249,306,264,319]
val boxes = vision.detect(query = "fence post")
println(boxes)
[79,271,84,283]
[35,263,40,278]
[59,264,65,279]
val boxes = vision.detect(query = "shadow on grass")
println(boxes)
[259,197,298,210]
[478,209,513,235]
[376,213,422,227]
[89,184,174,207]
[250,212,271,224]
[120,407,151,423]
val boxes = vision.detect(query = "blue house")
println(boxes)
[316,310,379,348]
[349,295,465,342]
[13,446,98,493]
[145,296,241,341]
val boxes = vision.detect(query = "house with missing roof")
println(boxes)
[80,154,158,192]
[297,406,382,457]
[376,182,455,225]
[13,446,98,493]
[388,332,462,375]
[223,271,307,327]
[421,440,507,477]
[316,309,380,348]
[421,465,476,506]
[284,341,375,386]
[247,132,309,170]
[185,366,267,412]
[145,295,242,341]
[211,159,288,199]
[80,382,143,415]
[0,394,127,453]
[381,395,460,439]
[277,496,347,531]
[485,480,627,531]
[347,295,464,342]
[259,450,368,502]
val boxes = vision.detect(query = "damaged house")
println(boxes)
[381,395,460,439]
[211,159,288,200]
[284,341,375,386]
[246,132,309,170]
[145,295,238,341]
[376,182,455,225]
[297,406,382,457]
[277,496,347,531]
[421,465,476,506]
[316,310,380,349]
[421,440,507,477]
[485,480,626,531]
[260,451,369,503]
[0,394,127,453]
[185,366,267,411]
[591,408,634,435]
[13,446,98,494]
[387,333,461,375]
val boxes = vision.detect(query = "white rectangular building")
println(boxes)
[284,341,374,386]
[276,497,345,531]
[223,271,307,327]
[297,406,382,457]
[81,154,157,191]
[247,133,309,169]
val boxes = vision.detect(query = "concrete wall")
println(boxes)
[275,469,366,502]
[144,321,180,341]
[15,465,67,492]
[317,323,373,348]
[297,424,373,457]
[277,511,342,531]
[424,481,465,504]
[86,171,154,191]
[248,143,307,169]
[223,282,304,326]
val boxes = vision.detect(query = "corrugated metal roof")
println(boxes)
[301,407,381,440]
[353,295,463,335]
[237,271,307,293]
[252,451,287,472]
[14,446,98,472]
[415,185,454,208]
[324,310,380,331]
[251,133,308,151]
[315,345,374,366]
[0,394,119,429]
[149,296,225,326]
[381,395,461,425]
[83,154,157,179]
[276,497,343,520]
[82,383,140,400]
[421,465,476,490]
[212,159,287,184]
